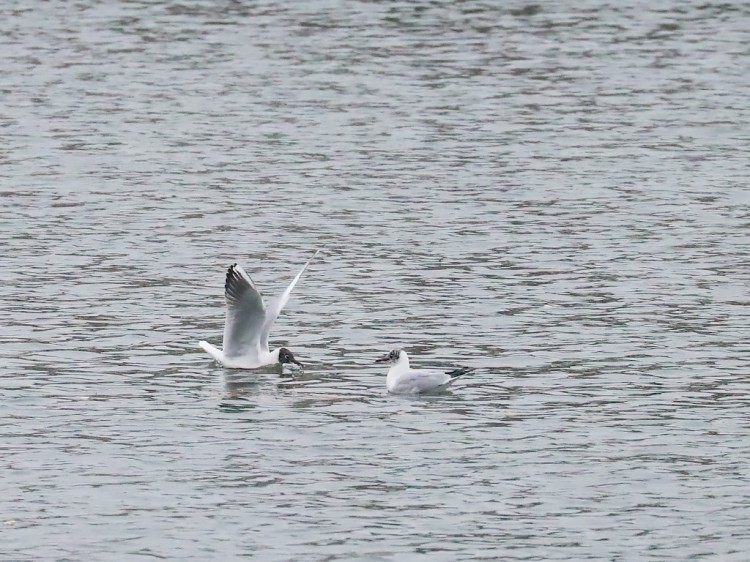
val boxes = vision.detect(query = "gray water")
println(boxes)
[2,1,749,560]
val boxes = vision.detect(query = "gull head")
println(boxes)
[278,347,302,367]
[376,349,403,364]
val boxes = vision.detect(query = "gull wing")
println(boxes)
[260,249,320,350]
[391,369,452,394]
[411,370,453,392]
[222,264,267,360]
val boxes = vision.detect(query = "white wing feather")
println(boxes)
[222,264,266,361]
[260,249,320,350]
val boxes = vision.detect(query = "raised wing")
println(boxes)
[260,249,320,350]
[222,264,267,360]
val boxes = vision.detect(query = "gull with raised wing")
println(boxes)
[198,250,319,369]
[376,349,475,395]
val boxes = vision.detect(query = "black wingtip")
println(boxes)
[447,367,475,379]
[225,264,244,298]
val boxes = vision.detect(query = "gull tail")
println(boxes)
[199,341,224,365]
[446,367,475,380]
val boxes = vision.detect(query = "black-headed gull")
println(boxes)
[376,349,475,394]
[198,250,319,369]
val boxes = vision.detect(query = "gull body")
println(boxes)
[198,250,319,369]
[376,349,475,395]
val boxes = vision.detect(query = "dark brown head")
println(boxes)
[278,347,302,366]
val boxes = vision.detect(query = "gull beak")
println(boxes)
[292,358,303,367]
[375,354,390,363]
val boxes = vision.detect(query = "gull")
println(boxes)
[375,349,475,395]
[198,250,319,369]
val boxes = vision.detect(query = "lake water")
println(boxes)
[1,1,749,560]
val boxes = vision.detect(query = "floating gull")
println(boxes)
[376,349,475,395]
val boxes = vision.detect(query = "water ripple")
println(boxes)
[1,0,749,560]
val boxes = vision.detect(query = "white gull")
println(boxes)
[376,349,475,394]
[198,250,319,369]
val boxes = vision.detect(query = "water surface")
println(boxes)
[1,1,749,560]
